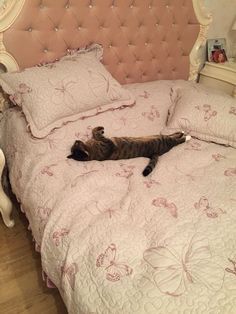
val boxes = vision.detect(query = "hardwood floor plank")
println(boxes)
[0,201,67,314]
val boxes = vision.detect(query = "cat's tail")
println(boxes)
[142,155,159,177]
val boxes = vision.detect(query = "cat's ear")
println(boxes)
[68,140,89,161]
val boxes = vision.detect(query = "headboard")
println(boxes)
[0,0,212,84]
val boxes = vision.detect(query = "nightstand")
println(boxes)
[199,61,236,98]
[0,149,14,227]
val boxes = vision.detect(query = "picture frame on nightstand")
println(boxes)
[207,38,228,63]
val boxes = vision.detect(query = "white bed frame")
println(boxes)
[0,0,212,228]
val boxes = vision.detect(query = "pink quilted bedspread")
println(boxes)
[1,81,236,314]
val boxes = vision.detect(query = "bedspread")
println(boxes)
[1,81,236,314]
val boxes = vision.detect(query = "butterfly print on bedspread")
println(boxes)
[226,258,236,276]
[142,105,160,121]
[116,164,135,179]
[41,164,57,176]
[195,104,217,121]
[152,197,178,218]
[52,228,69,246]
[61,262,78,290]
[143,178,160,188]
[194,196,226,218]
[212,153,226,162]
[139,90,150,99]
[143,233,224,297]
[224,168,236,177]
[229,106,236,115]
[184,140,202,151]
[96,244,133,282]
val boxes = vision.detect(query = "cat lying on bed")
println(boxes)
[67,126,191,176]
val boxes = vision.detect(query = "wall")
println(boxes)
[205,0,236,59]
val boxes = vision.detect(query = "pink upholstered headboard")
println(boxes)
[0,0,211,84]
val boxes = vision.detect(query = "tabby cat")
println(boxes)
[67,126,191,176]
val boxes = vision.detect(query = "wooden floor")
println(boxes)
[0,200,68,314]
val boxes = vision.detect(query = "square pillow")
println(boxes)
[164,83,236,147]
[0,44,135,138]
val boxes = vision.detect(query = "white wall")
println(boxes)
[204,0,236,58]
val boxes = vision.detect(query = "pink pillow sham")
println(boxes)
[0,44,135,138]
[165,84,236,148]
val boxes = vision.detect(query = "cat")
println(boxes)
[67,126,191,176]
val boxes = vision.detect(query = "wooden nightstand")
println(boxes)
[199,61,236,98]
[0,149,14,227]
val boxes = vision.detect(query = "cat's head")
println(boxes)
[67,140,89,161]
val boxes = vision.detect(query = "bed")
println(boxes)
[0,1,236,314]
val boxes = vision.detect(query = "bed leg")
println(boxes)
[0,149,14,228]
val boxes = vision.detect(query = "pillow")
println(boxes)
[164,84,236,148]
[0,44,135,138]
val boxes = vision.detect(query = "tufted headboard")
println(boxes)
[0,0,212,84]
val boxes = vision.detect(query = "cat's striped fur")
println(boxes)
[68,126,191,176]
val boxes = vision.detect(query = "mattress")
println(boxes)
[1,80,236,314]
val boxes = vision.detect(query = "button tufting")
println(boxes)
[130,5,133,8]
[44,48,48,53]
[89,5,93,8]
[65,4,70,9]
[54,27,59,31]
[28,27,32,32]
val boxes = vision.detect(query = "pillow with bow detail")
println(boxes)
[0,44,135,138]
[164,84,236,148]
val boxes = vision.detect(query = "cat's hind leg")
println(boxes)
[174,134,191,144]
[169,131,185,139]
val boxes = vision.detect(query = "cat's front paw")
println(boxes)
[185,135,191,141]
[93,126,104,134]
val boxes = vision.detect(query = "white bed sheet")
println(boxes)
[1,80,236,314]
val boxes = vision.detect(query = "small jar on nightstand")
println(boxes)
[199,61,236,98]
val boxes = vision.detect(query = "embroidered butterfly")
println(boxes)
[61,262,78,290]
[96,243,133,282]
[41,163,57,176]
[195,104,217,121]
[142,105,160,121]
[152,197,178,218]
[143,233,224,297]
[212,153,226,162]
[49,77,77,109]
[52,228,69,246]
[194,196,226,218]
[10,83,32,106]
[224,168,236,177]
